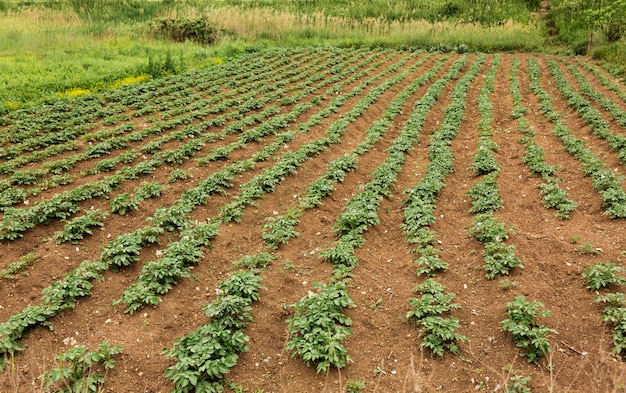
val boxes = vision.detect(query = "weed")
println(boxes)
[498,279,519,290]
[346,379,366,393]
[577,243,602,255]
[0,253,40,279]
[506,374,532,393]
[39,341,123,393]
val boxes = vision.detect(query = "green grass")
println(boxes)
[0,7,226,111]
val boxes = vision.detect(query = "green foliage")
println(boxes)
[471,148,500,175]
[413,245,449,277]
[469,214,509,243]
[539,181,578,220]
[483,242,523,280]
[262,213,300,250]
[345,379,366,393]
[501,296,557,364]
[117,223,218,313]
[39,341,122,393]
[506,374,532,393]
[100,233,144,268]
[467,173,503,214]
[577,243,601,256]
[583,262,626,290]
[168,169,191,183]
[164,271,263,393]
[286,282,355,373]
[54,209,107,244]
[143,50,185,78]
[233,252,276,270]
[0,253,40,279]
[136,181,163,199]
[109,193,139,215]
[594,293,626,358]
[406,279,468,356]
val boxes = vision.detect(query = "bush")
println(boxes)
[148,17,230,45]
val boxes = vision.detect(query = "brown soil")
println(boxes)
[1,49,626,393]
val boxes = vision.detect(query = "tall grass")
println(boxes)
[0,7,216,111]
[207,0,538,24]
[164,5,544,51]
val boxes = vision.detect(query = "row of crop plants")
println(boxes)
[546,60,626,166]
[261,54,450,251]
[574,60,626,105]
[118,50,428,315]
[0,49,427,379]
[401,54,484,359]
[465,55,524,281]
[527,58,626,219]
[0,48,310,150]
[0,48,351,207]
[160,52,472,392]
[0,49,289,156]
[0,49,391,240]
[509,57,578,220]
[31,49,441,390]
[0,50,300,205]
[157,52,450,391]
[560,59,626,127]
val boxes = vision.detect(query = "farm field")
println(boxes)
[0,47,626,392]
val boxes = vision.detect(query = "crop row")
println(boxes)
[0,49,430,370]
[527,58,626,219]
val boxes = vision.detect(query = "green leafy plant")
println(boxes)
[262,213,300,250]
[539,181,578,219]
[406,279,468,356]
[164,271,263,392]
[233,252,276,270]
[413,245,449,277]
[506,374,532,393]
[0,253,40,279]
[583,262,626,290]
[54,209,108,244]
[467,172,503,214]
[286,281,355,373]
[136,181,164,199]
[577,243,601,255]
[483,242,523,280]
[167,168,191,183]
[469,214,509,243]
[346,379,366,393]
[594,293,626,358]
[498,279,519,291]
[501,295,557,364]
[109,193,139,215]
[39,341,122,393]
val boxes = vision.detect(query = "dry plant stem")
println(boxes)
[372,359,384,393]
[548,345,555,393]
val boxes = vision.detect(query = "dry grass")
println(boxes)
[164,5,544,51]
